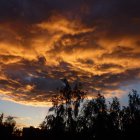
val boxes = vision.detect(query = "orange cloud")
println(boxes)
[0,0,140,107]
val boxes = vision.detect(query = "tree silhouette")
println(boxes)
[0,114,17,139]
[121,90,140,139]
[40,79,86,139]
[40,87,140,140]
[0,113,4,125]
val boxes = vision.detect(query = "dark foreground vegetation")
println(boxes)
[0,79,140,140]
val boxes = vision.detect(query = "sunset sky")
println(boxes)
[0,0,140,127]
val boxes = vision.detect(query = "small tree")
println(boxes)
[4,116,16,136]
[0,113,4,125]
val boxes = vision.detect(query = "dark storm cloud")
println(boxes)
[0,0,140,106]
[77,58,94,66]
[0,0,140,42]
[0,0,50,23]
[95,63,123,71]
[100,46,140,60]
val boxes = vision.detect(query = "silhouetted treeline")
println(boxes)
[1,79,140,140]
[39,79,140,140]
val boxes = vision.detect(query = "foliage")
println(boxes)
[40,81,140,140]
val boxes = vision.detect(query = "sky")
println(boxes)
[0,0,140,127]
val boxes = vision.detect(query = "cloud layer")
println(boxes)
[0,0,140,106]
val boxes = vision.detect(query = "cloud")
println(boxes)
[0,0,140,106]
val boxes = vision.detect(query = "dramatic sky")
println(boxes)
[0,0,140,127]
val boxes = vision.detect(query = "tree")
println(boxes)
[122,90,140,139]
[109,97,121,139]
[41,78,86,139]
[40,87,140,140]
[0,113,4,125]
[4,116,16,137]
